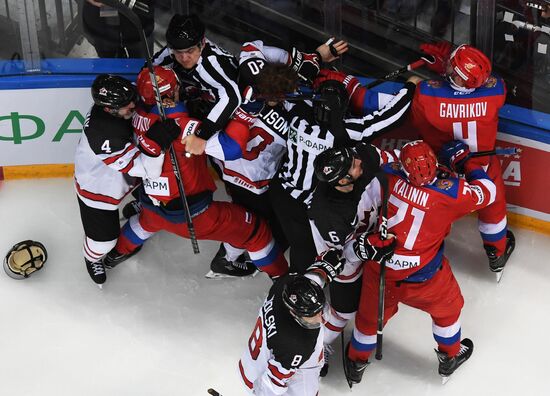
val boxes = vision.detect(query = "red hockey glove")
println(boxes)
[420,41,452,75]
[287,47,321,84]
[313,69,361,98]
[307,248,345,283]
[353,232,396,263]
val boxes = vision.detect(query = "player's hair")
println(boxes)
[255,63,299,100]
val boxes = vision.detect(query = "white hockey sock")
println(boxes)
[323,306,355,345]
[223,242,246,262]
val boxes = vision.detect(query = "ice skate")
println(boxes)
[205,245,258,279]
[103,245,142,269]
[435,338,474,384]
[484,230,515,282]
[85,258,106,287]
[343,343,369,388]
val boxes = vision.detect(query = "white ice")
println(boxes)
[0,178,548,396]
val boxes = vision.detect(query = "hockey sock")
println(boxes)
[223,242,246,262]
[323,306,354,345]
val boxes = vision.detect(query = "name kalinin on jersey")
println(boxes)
[393,179,429,208]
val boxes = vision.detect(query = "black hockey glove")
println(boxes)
[353,231,396,263]
[186,98,213,120]
[145,118,181,150]
[288,47,321,84]
[307,248,345,283]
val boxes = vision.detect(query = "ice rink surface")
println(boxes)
[0,178,548,396]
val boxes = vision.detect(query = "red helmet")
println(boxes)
[448,45,491,89]
[136,66,179,105]
[399,140,438,186]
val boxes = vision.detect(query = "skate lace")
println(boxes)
[231,260,249,270]
[91,262,105,276]
[456,343,469,357]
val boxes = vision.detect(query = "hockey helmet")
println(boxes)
[282,275,325,329]
[91,74,137,109]
[166,14,205,50]
[136,66,180,105]
[3,240,47,280]
[313,80,349,126]
[400,140,438,186]
[314,146,356,186]
[447,45,491,89]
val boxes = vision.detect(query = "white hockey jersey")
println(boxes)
[74,105,162,210]
[211,40,290,195]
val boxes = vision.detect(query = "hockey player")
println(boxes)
[74,74,179,285]
[271,75,420,273]
[152,14,241,141]
[344,140,497,384]
[238,237,364,395]
[206,38,349,278]
[308,143,399,375]
[104,66,289,282]
[411,42,515,280]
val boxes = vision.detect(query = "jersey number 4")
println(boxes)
[452,121,478,152]
[387,195,425,250]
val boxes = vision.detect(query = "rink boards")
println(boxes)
[0,59,548,233]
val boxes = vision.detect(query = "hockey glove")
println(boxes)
[438,140,472,174]
[287,47,321,84]
[353,231,396,263]
[313,69,361,98]
[186,98,213,120]
[145,118,181,151]
[420,41,452,75]
[307,248,345,283]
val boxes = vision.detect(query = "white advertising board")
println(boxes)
[0,87,91,166]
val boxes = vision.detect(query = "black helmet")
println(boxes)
[314,146,356,186]
[282,275,325,329]
[313,80,349,126]
[166,14,205,50]
[91,74,137,109]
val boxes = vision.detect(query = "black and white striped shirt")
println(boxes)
[278,81,416,204]
[152,39,241,138]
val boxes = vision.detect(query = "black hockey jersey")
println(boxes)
[239,276,323,394]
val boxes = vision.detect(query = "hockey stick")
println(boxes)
[470,147,520,158]
[365,59,426,89]
[101,0,200,254]
[375,171,390,361]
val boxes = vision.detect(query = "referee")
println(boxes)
[271,77,420,273]
[152,14,241,140]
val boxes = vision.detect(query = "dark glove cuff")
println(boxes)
[195,119,216,140]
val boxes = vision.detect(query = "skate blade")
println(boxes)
[204,270,259,279]
[496,270,504,283]
[441,376,450,385]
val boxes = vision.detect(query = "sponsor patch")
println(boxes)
[143,177,170,196]
[384,253,421,271]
